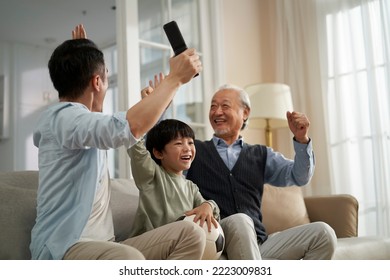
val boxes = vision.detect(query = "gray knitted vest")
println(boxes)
[187,140,268,243]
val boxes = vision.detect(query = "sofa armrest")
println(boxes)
[304,194,358,238]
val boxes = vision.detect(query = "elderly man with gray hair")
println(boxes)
[186,84,337,260]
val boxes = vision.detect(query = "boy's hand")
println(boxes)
[185,202,218,232]
[141,73,165,99]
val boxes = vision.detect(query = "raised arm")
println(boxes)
[70,24,202,139]
[128,49,201,139]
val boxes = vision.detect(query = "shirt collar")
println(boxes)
[212,135,244,147]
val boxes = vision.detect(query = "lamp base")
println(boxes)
[265,119,272,147]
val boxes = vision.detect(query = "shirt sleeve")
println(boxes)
[203,200,221,221]
[127,138,157,190]
[55,105,137,150]
[264,138,315,186]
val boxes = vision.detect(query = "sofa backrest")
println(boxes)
[0,171,313,259]
[0,171,140,260]
[0,171,38,260]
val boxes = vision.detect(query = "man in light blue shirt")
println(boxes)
[30,24,205,260]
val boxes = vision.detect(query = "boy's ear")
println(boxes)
[153,148,163,159]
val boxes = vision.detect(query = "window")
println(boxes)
[105,0,218,178]
[321,0,390,236]
[138,0,206,139]
[102,45,119,178]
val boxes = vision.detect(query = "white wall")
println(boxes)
[220,0,331,195]
[0,42,54,171]
[221,0,291,151]
[221,0,263,87]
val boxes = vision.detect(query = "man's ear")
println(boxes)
[243,106,250,121]
[153,148,163,160]
[91,74,100,91]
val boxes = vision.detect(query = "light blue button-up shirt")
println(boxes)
[212,135,315,186]
[30,102,136,260]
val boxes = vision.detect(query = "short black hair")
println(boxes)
[48,38,106,100]
[146,119,195,165]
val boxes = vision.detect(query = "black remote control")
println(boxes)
[163,21,199,77]
[163,21,188,56]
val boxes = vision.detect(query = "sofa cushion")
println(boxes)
[261,184,310,234]
[110,178,139,242]
[335,236,390,259]
[0,171,38,259]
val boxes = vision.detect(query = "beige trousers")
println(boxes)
[64,221,206,260]
[220,213,337,260]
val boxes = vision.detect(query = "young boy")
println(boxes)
[127,119,220,239]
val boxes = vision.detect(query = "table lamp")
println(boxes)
[245,83,293,147]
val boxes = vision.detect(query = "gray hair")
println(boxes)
[215,84,251,130]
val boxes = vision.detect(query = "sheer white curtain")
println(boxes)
[270,0,333,195]
[270,0,390,237]
[316,0,390,237]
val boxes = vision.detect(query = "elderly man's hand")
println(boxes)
[286,111,310,144]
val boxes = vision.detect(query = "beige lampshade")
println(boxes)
[245,83,293,129]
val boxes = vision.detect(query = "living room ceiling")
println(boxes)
[0,0,117,49]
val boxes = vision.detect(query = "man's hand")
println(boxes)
[167,48,202,85]
[72,24,87,39]
[126,48,201,139]
[286,111,310,144]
